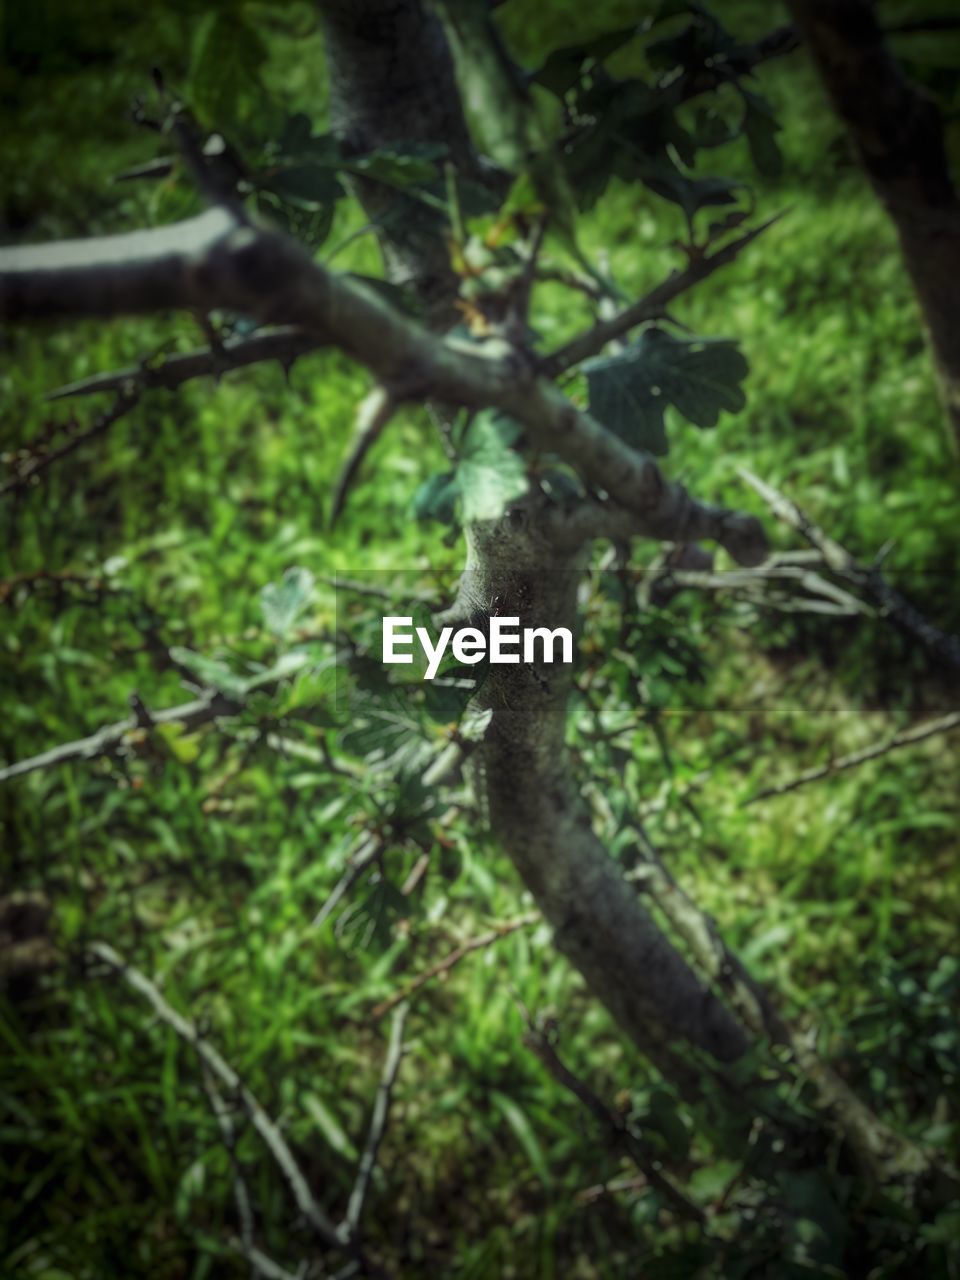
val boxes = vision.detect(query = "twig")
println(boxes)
[227,1239,305,1280]
[88,941,348,1250]
[311,835,384,931]
[329,387,397,529]
[316,575,436,605]
[520,1011,704,1225]
[1,388,140,499]
[199,1065,257,1263]
[343,1004,408,1238]
[744,710,960,805]
[740,468,960,669]
[370,913,539,1021]
[542,216,782,377]
[47,327,318,402]
[0,689,239,784]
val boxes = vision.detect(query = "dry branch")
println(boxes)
[343,1004,408,1239]
[47,326,319,401]
[521,1012,704,1225]
[741,468,960,668]
[89,941,348,1250]
[0,689,240,784]
[744,709,960,805]
[370,913,539,1021]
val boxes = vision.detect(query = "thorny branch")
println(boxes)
[0,207,767,565]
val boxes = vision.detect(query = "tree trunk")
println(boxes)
[789,0,960,450]
[317,0,754,1066]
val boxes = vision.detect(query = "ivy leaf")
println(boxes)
[457,411,528,523]
[637,159,742,226]
[584,328,748,456]
[260,567,315,639]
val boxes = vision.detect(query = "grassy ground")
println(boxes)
[2,2,958,1277]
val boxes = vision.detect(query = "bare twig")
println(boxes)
[88,941,348,1250]
[370,913,539,1021]
[311,835,384,931]
[0,689,239,784]
[343,1004,408,1239]
[740,468,960,669]
[520,1010,705,1225]
[199,1066,257,1262]
[542,216,782,378]
[744,710,960,805]
[227,1239,305,1280]
[330,387,397,529]
[47,327,319,402]
[1,388,140,499]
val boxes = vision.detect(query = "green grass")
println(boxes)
[2,2,959,1277]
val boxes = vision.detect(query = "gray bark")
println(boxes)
[316,0,753,1064]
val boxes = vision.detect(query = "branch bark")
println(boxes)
[788,0,960,448]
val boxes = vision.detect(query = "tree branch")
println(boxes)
[740,468,960,668]
[89,941,349,1251]
[370,912,539,1021]
[343,1004,408,1239]
[0,212,765,564]
[744,710,960,806]
[541,216,782,378]
[47,327,319,402]
[0,688,240,784]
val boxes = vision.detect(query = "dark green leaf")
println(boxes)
[261,163,344,210]
[531,27,638,96]
[412,471,459,525]
[584,327,748,455]
[349,143,447,189]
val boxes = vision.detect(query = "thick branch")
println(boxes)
[788,0,960,444]
[0,213,765,563]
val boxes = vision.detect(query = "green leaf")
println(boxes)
[261,163,344,210]
[741,89,783,179]
[169,647,249,701]
[341,691,434,776]
[490,1091,553,1187]
[189,11,267,127]
[412,471,459,525]
[457,411,528,523]
[260,567,315,639]
[531,27,638,96]
[584,327,748,455]
[348,143,447,189]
